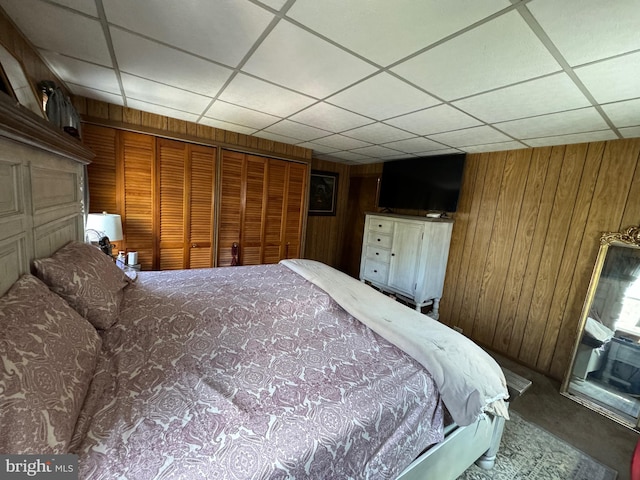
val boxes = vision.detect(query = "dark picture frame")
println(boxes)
[309,170,338,216]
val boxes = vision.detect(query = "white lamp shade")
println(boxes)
[85,212,123,241]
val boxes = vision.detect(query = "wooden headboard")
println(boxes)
[0,95,93,296]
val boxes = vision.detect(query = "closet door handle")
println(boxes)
[192,243,198,248]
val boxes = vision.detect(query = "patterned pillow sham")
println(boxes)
[0,274,101,454]
[34,241,130,329]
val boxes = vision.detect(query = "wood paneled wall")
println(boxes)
[440,139,640,380]
[304,158,351,269]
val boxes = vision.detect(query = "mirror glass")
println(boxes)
[562,226,640,429]
[0,43,44,118]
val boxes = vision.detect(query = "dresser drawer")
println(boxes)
[365,245,391,263]
[362,260,388,284]
[368,217,394,234]
[366,231,392,249]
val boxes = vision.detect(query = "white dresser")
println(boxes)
[359,213,453,318]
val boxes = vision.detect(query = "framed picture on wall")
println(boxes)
[309,170,338,216]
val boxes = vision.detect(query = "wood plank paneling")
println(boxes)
[84,124,117,214]
[305,159,351,269]
[472,148,530,345]
[439,138,640,380]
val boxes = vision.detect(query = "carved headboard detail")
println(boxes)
[0,95,93,296]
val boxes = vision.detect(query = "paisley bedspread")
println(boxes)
[70,264,444,479]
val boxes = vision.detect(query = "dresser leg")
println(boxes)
[431,298,440,320]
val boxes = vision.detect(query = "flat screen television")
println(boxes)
[378,154,466,212]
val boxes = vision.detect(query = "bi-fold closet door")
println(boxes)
[217,149,308,267]
[156,138,216,270]
[84,126,216,270]
[84,125,308,270]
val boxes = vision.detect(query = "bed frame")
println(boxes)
[0,94,506,479]
[0,95,91,297]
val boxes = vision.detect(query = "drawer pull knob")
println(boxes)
[373,269,378,273]
[391,253,395,256]
[378,224,382,227]
[375,252,379,255]
[377,238,381,242]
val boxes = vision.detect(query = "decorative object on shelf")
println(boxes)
[85,212,123,257]
[309,170,338,216]
[37,80,81,138]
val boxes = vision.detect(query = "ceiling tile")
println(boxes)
[382,137,448,154]
[290,102,372,132]
[198,117,257,135]
[121,74,212,114]
[342,122,415,144]
[427,126,512,147]
[264,119,331,141]
[256,0,288,11]
[523,130,618,148]
[126,99,201,123]
[418,148,463,156]
[496,108,610,139]
[204,101,280,129]
[297,142,341,154]
[103,0,274,66]
[392,10,561,100]
[67,83,124,105]
[50,0,98,16]
[461,141,526,153]
[452,73,591,123]
[253,131,301,144]
[111,28,233,97]
[39,52,120,94]
[601,99,640,129]
[218,73,315,117]
[385,104,482,135]
[0,0,111,65]
[349,145,404,158]
[243,21,377,98]
[575,51,640,104]
[312,134,372,150]
[325,151,373,162]
[327,72,440,120]
[529,0,640,66]
[287,0,509,66]
[620,126,640,139]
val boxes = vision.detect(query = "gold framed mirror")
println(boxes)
[561,225,640,430]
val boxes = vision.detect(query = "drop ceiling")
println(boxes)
[2,0,639,164]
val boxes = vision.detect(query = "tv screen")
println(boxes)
[378,154,466,212]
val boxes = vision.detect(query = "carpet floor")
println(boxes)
[457,412,617,480]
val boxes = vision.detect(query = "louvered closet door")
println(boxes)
[157,139,186,270]
[121,131,155,270]
[263,159,287,264]
[283,162,308,259]
[188,144,216,268]
[241,155,266,265]
[157,139,216,270]
[218,150,244,266]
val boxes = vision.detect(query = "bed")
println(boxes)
[0,99,509,479]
